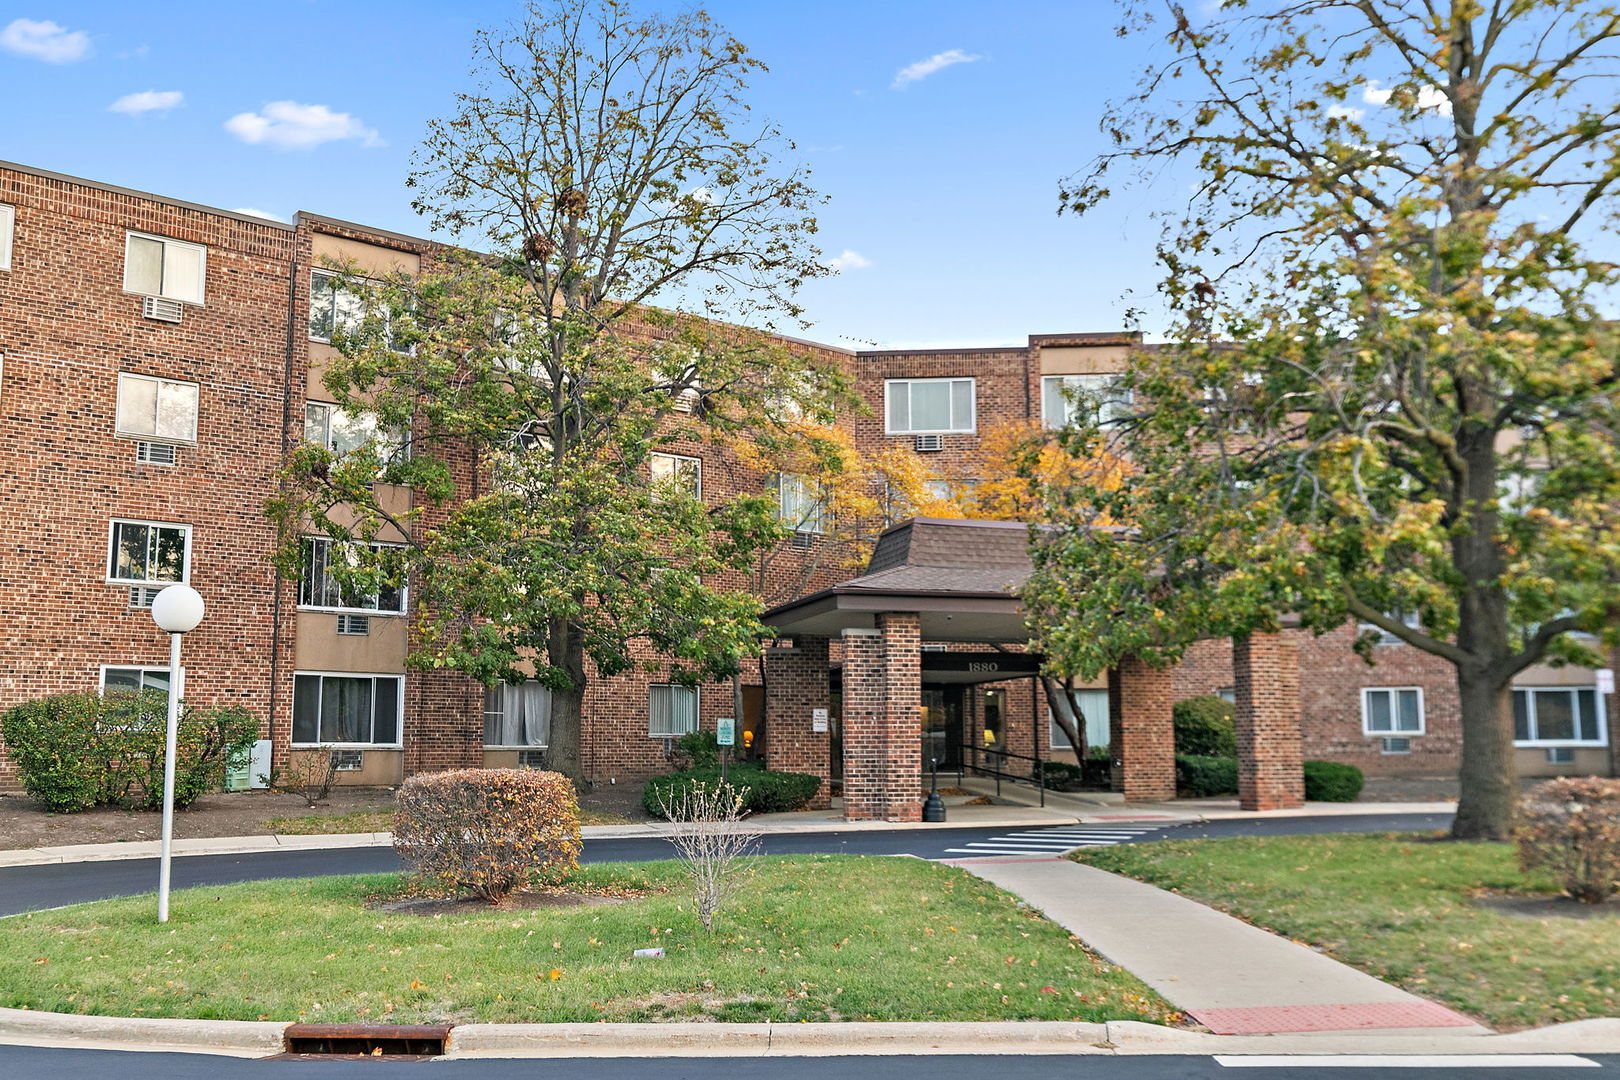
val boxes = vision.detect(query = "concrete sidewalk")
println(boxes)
[963,778,1459,821]
[956,855,1487,1038]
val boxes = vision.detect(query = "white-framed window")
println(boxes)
[1041,373,1132,428]
[1513,687,1606,746]
[650,452,702,498]
[124,231,206,304]
[1049,689,1109,750]
[100,665,171,693]
[484,682,552,748]
[115,373,199,444]
[107,519,190,585]
[885,377,976,435]
[292,672,402,746]
[310,269,410,350]
[775,473,826,534]
[649,683,699,737]
[0,203,14,271]
[1362,686,1424,736]
[304,401,410,460]
[1357,610,1421,646]
[299,536,405,614]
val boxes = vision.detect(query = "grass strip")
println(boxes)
[1075,833,1618,1030]
[0,854,1176,1026]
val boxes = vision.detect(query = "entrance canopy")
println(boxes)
[762,518,1034,644]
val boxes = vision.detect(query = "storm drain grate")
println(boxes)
[281,1022,451,1058]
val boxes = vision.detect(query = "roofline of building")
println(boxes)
[294,211,439,252]
[0,159,299,232]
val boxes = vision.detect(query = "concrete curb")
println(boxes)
[3,1009,1617,1059]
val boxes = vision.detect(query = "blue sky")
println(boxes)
[1,2,1177,348]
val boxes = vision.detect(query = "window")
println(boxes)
[650,453,702,498]
[0,203,13,271]
[305,402,409,460]
[1513,687,1606,746]
[116,373,199,444]
[484,682,552,747]
[775,473,826,534]
[310,270,410,349]
[299,537,405,614]
[124,232,205,304]
[1041,374,1132,428]
[292,673,402,745]
[101,665,171,693]
[107,520,189,585]
[885,377,975,434]
[1358,610,1420,646]
[649,684,698,737]
[1049,689,1109,750]
[1362,687,1424,736]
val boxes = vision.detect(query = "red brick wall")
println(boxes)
[1233,632,1305,810]
[841,615,923,822]
[764,636,832,807]
[1109,657,1175,802]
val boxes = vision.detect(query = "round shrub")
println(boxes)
[394,768,582,902]
[1173,696,1237,758]
[1303,760,1364,802]
[0,691,259,813]
[1175,754,1238,797]
[1515,777,1620,904]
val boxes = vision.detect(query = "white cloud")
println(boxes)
[1362,80,1452,117]
[1325,104,1365,122]
[827,249,872,272]
[1,18,90,63]
[224,101,383,150]
[232,207,285,221]
[109,89,183,115]
[892,49,981,91]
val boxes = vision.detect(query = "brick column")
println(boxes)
[1233,632,1305,810]
[841,614,923,822]
[1108,657,1176,803]
[764,636,832,809]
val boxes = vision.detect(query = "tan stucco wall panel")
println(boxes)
[288,748,404,787]
[312,234,420,279]
[1036,345,1132,376]
[293,611,409,671]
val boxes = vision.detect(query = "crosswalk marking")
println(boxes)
[1214,1055,1599,1069]
[941,822,1171,858]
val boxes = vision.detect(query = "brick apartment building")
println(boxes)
[0,159,1612,808]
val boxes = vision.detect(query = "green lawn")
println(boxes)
[1076,834,1619,1030]
[0,855,1176,1026]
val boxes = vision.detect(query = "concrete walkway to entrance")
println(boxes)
[956,854,1488,1038]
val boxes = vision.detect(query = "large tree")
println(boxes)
[272,0,845,783]
[1029,0,1620,839]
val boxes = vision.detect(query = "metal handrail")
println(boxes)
[957,740,1046,807]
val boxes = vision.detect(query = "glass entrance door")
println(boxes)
[921,685,965,772]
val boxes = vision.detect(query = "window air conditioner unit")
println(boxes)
[336,614,371,636]
[1546,747,1575,764]
[128,585,165,609]
[517,749,547,770]
[333,749,364,771]
[1380,737,1412,755]
[136,441,177,465]
[142,296,184,323]
[790,531,815,550]
[914,434,944,452]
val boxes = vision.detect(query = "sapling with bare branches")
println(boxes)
[658,779,761,932]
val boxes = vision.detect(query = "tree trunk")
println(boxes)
[1040,676,1087,756]
[546,616,588,786]
[1451,666,1517,840]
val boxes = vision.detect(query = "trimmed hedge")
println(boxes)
[1173,696,1237,758]
[394,768,581,902]
[0,691,259,813]
[644,763,820,819]
[1175,754,1238,797]
[1303,760,1364,802]
[1042,748,1111,791]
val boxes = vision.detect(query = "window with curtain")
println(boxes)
[1362,687,1424,736]
[124,232,205,303]
[292,673,401,745]
[649,684,698,737]
[775,473,827,534]
[885,378,976,434]
[1049,689,1110,750]
[299,537,405,613]
[1041,374,1132,428]
[1513,687,1605,745]
[484,682,552,747]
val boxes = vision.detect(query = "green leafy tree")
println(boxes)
[270,0,846,783]
[1030,0,1620,839]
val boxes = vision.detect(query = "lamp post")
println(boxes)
[150,584,205,924]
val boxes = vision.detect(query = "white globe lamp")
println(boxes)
[149,583,206,923]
